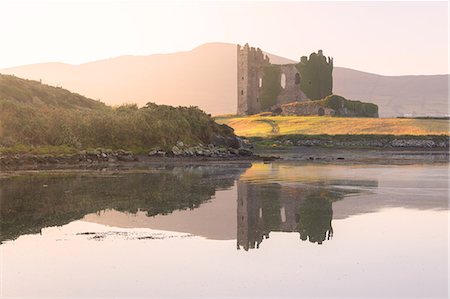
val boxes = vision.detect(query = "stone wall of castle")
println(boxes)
[277,64,309,105]
[275,101,336,116]
[273,94,379,117]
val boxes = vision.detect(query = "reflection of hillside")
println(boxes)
[0,165,249,243]
[237,180,374,250]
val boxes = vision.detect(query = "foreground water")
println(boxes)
[0,162,448,298]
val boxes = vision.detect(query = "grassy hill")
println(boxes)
[0,74,236,152]
[216,115,449,137]
[0,74,106,110]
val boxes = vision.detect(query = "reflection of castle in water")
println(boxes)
[237,182,338,250]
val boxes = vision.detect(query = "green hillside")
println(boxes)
[0,74,236,152]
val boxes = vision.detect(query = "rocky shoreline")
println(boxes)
[1,137,449,170]
[254,146,449,165]
[0,144,271,170]
[147,141,254,158]
[257,136,449,148]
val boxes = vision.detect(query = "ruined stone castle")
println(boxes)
[237,43,334,115]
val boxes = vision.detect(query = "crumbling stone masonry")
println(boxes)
[237,43,333,115]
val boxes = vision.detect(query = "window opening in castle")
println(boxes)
[259,77,263,87]
[241,90,244,95]
[280,73,286,89]
[280,206,286,222]
[295,73,300,85]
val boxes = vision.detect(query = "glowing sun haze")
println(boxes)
[0,0,448,75]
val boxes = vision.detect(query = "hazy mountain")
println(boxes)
[1,42,448,117]
[333,68,449,117]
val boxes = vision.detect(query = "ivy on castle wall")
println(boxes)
[260,65,282,111]
[296,51,333,100]
[322,95,378,117]
[256,50,334,112]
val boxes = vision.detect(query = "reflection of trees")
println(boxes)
[298,196,333,244]
[237,181,375,250]
[0,165,249,243]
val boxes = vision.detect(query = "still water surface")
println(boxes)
[1,163,448,298]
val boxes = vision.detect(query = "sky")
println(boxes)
[0,0,448,75]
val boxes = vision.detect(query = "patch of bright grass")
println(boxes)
[216,115,450,137]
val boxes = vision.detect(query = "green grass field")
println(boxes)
[215,115,450,137]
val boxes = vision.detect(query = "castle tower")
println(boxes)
[237,44,269,115]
